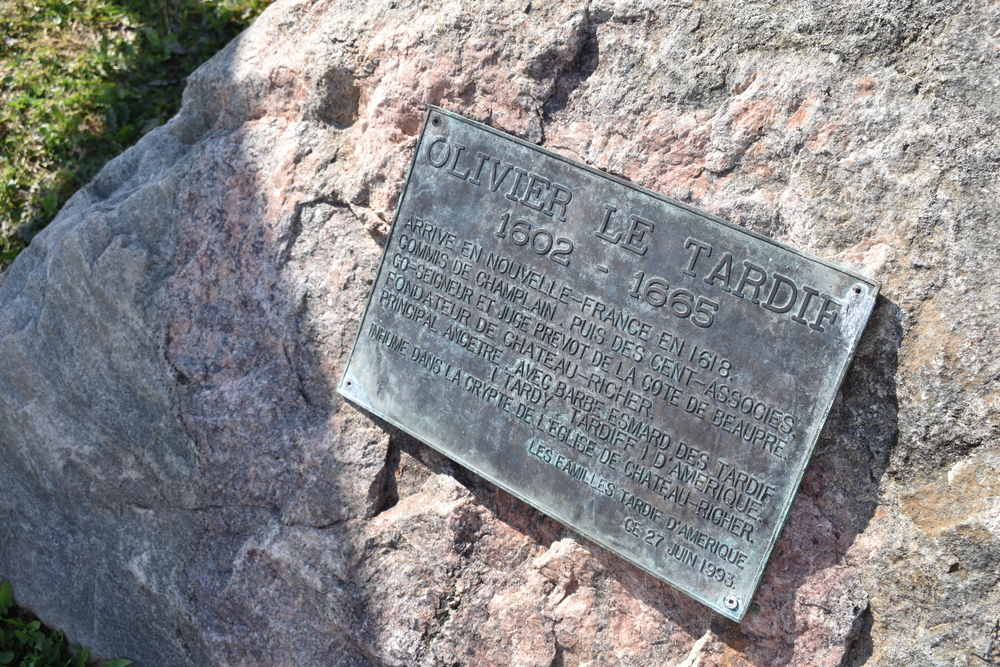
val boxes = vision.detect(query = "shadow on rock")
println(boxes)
[366,293,902,667]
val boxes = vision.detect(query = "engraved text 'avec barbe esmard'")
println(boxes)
[339,108,878,621]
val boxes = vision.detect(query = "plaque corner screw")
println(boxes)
[724,595,740,611]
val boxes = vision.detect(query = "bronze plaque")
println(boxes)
[339,107,878,620]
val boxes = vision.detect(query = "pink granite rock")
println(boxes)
[2,0,998,665]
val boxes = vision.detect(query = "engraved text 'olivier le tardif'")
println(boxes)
[339,108,878,621]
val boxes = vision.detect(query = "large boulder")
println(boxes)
[1,0,996,664]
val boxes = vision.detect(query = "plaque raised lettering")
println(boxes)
[339,107,878,620]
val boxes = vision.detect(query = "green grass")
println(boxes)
[0,0,274,266]
[0,580,131,667]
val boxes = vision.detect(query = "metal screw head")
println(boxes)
[724,595,740,611]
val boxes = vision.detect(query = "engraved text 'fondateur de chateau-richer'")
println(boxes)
[339,108,878,621]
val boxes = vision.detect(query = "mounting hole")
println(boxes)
[431,116,441,127]
[853,285,864,296]
[724,595,740,611]
[346,381,353,386]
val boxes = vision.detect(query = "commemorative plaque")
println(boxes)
[339,107,878,620]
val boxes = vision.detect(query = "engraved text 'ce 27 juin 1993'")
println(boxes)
[339,108,878,621]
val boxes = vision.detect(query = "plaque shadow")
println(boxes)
[372,293,901,665]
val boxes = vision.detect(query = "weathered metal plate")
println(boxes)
[339,107,878,621]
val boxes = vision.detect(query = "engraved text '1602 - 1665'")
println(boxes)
[340,108,878,621]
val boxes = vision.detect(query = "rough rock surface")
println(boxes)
[1,0,998,665]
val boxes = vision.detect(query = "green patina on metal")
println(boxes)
[339,107,878,621]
